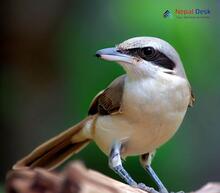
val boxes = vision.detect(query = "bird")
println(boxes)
[13,36,195,193]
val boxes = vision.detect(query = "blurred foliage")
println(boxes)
[1,0,220,192]
[0,185,3,193]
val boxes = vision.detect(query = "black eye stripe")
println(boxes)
[119,47,175,70]
[153,52,175,70]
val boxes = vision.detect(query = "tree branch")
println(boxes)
[5,161,220,193]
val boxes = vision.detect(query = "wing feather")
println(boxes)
[188,88,195,107]
[88,75,126,115]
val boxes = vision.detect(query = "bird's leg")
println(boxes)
[146,165,168,193]
[140,153,169,193]
[109,142,136,186]
[109,142,158,193]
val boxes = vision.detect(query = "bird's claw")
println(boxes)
[132,182,185,193]
[171,191,185,193]
[134,183,159,193]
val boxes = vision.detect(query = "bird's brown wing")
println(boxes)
[188,88,195,107]
[88,75,126,115]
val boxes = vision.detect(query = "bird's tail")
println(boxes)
[13,116,94,170]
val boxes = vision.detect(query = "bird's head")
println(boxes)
[96,37,186,80]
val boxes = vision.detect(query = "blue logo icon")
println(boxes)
[163,10,172,18]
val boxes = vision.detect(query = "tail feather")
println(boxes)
[13,116,93,170]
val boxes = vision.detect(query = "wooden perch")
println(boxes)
[5,161,220,193]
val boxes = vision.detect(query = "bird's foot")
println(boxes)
[171,191,185,193]
[133,183,176,193]
[132,182,159,193]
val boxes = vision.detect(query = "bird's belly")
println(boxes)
[93,109,186,156]
[125,112,184,155]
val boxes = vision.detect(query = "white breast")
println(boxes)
[93,75,190,157]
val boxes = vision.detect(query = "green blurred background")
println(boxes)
[1,0,220,192]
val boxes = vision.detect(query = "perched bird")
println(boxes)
[13,37,195,193]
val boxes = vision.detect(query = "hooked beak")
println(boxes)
[95,47,132,63]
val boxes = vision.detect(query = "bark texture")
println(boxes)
[5,162,220,193]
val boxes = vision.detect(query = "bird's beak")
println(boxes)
[96,47,132,63]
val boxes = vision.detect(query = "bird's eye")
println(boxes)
[139,47,156,60]
[123,46,175,70]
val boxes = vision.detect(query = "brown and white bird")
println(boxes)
[13,37,195,193]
